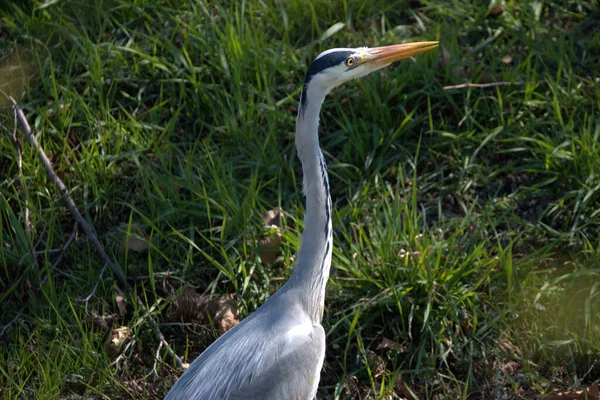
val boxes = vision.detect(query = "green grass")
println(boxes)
[1,0,599,398]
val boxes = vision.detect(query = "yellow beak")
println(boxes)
[367,41,439,66]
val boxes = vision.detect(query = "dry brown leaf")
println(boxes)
[259,209,283,265]
[376,337,407,353]
[119,222,148,253]
[366,350,386,378]
[207,295,240,334]
[591,383,600,398]
[169,289,211,323]
[104,326,132,358]
[115,294,127,316]
[488,5,503,18]
[543,383,600,400]
[93,312,117,331]
[259,231,282,265]
[544,393,582,400]
[263,208,282,226]
[395,375,415,400]
[45,103,69,118]
[501,54,513,64]
[170,290,240,333]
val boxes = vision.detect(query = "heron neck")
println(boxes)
[290,86,333,323]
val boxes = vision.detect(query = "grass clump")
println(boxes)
[1,0,599,398]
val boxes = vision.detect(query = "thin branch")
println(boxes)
[50,220,79,269]
[16,222,77,268]
[152,340,164,377]
[17,224,46,267]
[135,273,188,285]
[443,81,527,90]
[0,307,25,337]
[36,223,78,288]
[77,262,109,311]
[63,220,79,250]
[9,97,129,288]
[7,97,183,368]
[135,295,183,367]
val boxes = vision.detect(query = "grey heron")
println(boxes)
[165,41,438,400]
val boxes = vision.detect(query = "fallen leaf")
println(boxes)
[93,312,117,331]
[119,223,148,253]
[170,290,239,333]
[488,5,503,18]
[263,208,282,228]
[115,294,127,316]
[543,382,600,400]
[169,289,211,323]
[45,102,69,118]
[207,294,240,334]
[259,229,282,265]
[501,54,513,64]
[366,350,386,377]
[543,393,582,400]
[259,209,283,265]
[376,337,407,353]
[592,383,600,397]
[395,375,416,400]
[104,326,132,358]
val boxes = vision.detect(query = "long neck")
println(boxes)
[289,83,333,323]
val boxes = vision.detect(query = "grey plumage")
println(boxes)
[165,41,438,400]
[166,287,325,399]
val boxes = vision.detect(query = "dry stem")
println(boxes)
[7,96,183,368]
[443,81,527,90]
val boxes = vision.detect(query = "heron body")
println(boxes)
[165,41,438,400]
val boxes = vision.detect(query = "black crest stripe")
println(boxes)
[300,50,354,111]
[319,154,331,237]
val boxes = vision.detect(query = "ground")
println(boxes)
[0,0,599,399]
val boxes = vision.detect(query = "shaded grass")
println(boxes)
[1,0,599,398]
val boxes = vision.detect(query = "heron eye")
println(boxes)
[345,57,355,67]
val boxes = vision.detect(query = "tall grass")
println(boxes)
[1,0,599,398]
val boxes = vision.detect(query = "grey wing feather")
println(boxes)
[229,323,324,399]
[165,291,325,400]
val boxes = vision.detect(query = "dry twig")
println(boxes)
[443,81,527,90]
[6,96,183,368]
[0,307,25,337]
[78,262,109,312]
[9,98,129,286]
[50,221,79,268]
[153,340,164,377]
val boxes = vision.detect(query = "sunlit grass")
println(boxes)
[1,0,599,398]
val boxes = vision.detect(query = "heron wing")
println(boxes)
[165,291,326,400]
[229,322,325,400]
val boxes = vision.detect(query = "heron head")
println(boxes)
[301,41,438,103]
